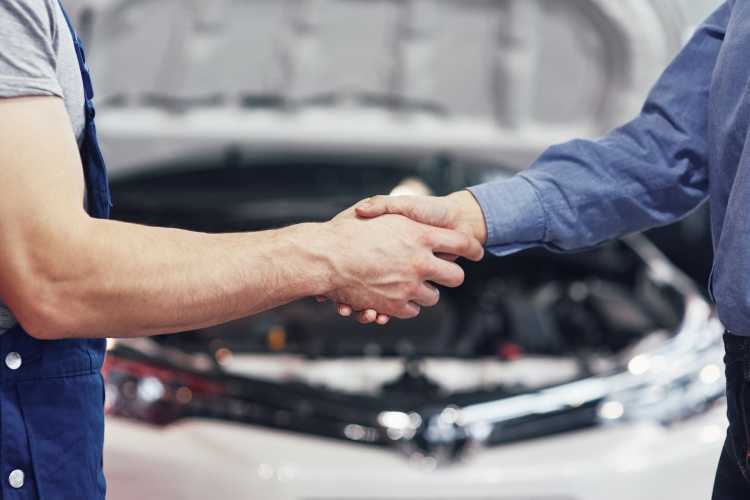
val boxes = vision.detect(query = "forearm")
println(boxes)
[13,218,333,339]
[1,94,486,336]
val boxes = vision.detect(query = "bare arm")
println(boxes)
[0,97,483,340]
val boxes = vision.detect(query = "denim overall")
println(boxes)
[0,3,111,498]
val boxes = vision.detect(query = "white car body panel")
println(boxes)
[103,407,727,499]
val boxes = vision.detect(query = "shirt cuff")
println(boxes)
[466,175,546,248]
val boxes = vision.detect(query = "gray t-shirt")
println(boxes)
[0,0,86,334]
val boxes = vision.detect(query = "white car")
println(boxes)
[69,0,728,498]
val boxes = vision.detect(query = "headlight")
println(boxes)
[597,297,725,425]
[382,296,725,466]
[102,351,231,426]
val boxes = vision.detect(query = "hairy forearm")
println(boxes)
[13,218,333,339]
[0,97,485,338]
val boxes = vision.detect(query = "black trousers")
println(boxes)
[712,332,750,499]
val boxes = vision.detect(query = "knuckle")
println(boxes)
[392,301,417,319]
[457,234,471,251]
[418,225,434,241]
[453,267,466,286]
[413,258,431,277]
[392,308,409,320]
[396,283,411,301]
[407,282,423,298]
[469,239,482,257]
[386,299,404,317]
[442,265,464,287]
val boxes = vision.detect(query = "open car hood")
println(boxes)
[60,0,694,176]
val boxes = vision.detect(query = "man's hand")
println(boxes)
[355,191,488,244]
[316,207,484,320]
[320,192,488,323]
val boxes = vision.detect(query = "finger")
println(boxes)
[435,252,459,262]
[411,282,440,307]
[336,303,353,316]
[354,195,389,217]
[356,309,378,324]
[316,295,329,302]
[427,227,484,261]
[391,301,421,320]
[376,314,391,324]
[355,195,424,220]
[426,258,465,288]
[350,198,371,212]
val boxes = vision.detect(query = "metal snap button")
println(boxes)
[8,469,24,488]
[5,352,21,370]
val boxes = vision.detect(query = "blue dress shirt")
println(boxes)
[466,1,750,335]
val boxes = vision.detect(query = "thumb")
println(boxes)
[354,197,386,218]
[355,195,419,219]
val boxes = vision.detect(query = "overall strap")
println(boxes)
[57,1,111,220]
[57,2,94,101]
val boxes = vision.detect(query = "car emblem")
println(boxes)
[379,405,491,469]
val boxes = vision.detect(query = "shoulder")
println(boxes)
[0,0,65,99]
[1,0,59,36]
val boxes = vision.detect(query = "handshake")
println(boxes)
[313,190,488,324]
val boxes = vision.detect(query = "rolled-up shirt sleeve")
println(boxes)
[468,1,729,257]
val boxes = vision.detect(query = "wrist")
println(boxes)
[300,222,340,296]
[447,190,488,245]
[278,222,337,297]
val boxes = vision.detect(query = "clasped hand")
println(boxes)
[317,191,487,324]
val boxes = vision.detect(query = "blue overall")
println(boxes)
[0,3,111,498]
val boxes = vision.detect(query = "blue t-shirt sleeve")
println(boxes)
[469,1,730,256]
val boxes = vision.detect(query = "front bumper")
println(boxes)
[104,404,727,500]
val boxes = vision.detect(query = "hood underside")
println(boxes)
[64,0,688,176]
